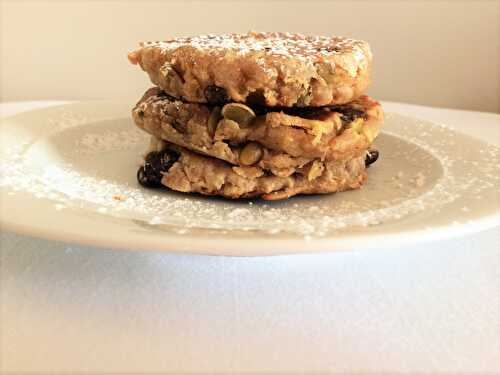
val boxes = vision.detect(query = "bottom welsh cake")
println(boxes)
[137,140,378,200]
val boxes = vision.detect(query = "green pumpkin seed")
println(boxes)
[221,103,256,126]
[239,142,263,166]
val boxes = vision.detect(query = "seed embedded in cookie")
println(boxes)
[239,142,263,166]
[207,106,222,136]
[221,103,256,126]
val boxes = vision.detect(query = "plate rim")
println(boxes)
[1,207,499,256]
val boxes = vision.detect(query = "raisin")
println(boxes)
[246,90,267,107]
[285,107,330,119]
[338,108,366,124]
[137,149,180,188]
[137,165,161,188]
[365,149,379,167]
[204,85,229,104]
[250,104,329,118]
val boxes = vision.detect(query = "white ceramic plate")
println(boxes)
[1,101,499,255]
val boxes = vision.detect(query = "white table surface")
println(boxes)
[1,101,499,374]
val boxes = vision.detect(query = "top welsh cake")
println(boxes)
[128,31,372,107]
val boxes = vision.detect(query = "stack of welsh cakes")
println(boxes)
[128,32,383,200]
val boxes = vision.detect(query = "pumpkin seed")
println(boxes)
[221,103,256,126]
[207,106,222,136]
[239,142,263,166]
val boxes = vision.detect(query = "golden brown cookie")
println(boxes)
[137,143,368,200]
[128,31,372,107]
[132,87,383,170]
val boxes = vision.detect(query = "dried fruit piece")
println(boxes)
[137,164,162,188]
[246,89,267,106]
[204,85,229,104]
[365,149,379,166]
[137,149,180,188]
[339,107,365,124]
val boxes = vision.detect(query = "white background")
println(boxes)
[1,0,499,112]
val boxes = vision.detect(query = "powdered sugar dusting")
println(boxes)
[140,31,368,63]
[76,128,144,154]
